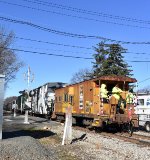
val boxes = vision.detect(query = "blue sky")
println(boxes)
[1,0,150,97]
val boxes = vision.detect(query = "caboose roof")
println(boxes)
[93,75,137,83]
[61,75,137,89]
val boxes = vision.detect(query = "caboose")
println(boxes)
[54,76,138,133]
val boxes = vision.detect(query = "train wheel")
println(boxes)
[45,114,50,120]
[95,127,102,133]
[145,122,150,132]
[128,121,134,137]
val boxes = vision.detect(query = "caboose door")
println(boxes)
[93,84,100,115]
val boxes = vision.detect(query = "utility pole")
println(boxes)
[0,75,5,140]
[23,66,34,124]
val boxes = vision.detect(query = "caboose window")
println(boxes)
[59,96,62,102]
[69,95,74,105]
[79,85,84,109]
[64,94,68,102]
[55,97,57,102]
[137,99,144,106]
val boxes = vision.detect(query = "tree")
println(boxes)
[137,86,150,93]
[92,41,133,77]
[70,42,133,84]
[4,96,17,111]
[92,41,108,77]
[0,27,23,85]
[70,68,92,84]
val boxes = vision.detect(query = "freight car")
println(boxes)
[54,76,139,134]
[17,82,66,117]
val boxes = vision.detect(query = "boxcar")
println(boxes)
[54,76,138,132]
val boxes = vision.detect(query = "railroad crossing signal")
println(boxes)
[24,66,34,90]
[23,66,34,124]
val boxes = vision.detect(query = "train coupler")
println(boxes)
[92,119,103,127]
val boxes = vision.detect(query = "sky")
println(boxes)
[1,0,150,97]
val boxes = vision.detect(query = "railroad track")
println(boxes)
[7,113,150,147]
[110,132,150,147]
[73,125,150,147]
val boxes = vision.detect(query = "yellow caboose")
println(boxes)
[54,76,138,132]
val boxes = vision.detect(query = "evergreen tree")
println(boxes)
[92,42,133,77]
[92,41,108,77]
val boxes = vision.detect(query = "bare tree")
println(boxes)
[4,96,17,111]
[137,85,150,94]
[0,27,23,85]
[70,68,92,84]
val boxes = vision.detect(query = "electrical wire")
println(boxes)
[3,47,93,60]
[1,15,150,44]
[2,33,150,57]
[1,46,150,62]
[22,0,150,25]
[126,51,150,55]
[128,60,150,62]
[2,33,150,58]
[16,44,150,56]
[1,34,92,50]
[138,77,150,84]
[16,45,92,55]
[0,0,150,30]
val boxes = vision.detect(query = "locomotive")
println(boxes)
[54,75,139,133]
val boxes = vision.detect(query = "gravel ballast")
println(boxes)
[48,124,150,160]
[0,136,59,160]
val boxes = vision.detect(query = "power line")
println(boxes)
[5,47,93,60]
[18,46,150,56]
[1,46,149,62]
[11,37,150,56]
[1,15,150,44]
[22,0,150,26]
[20,46,150,56]
[9,36,150,55]
[127,51,150,55]
[13,48,150,62]
[1,34,92,50]
[16,45,92,55]
[138,77,150,84]
[0,0,150,30]
[0,15,103,39]
[16,44,150,56]
[128,60,150,62]
[3,33,150,56]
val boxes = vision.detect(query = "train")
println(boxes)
[16,75,139,134]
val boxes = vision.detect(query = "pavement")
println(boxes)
[2,114,60,139]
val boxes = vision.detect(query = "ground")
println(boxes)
[1,114,150,160]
